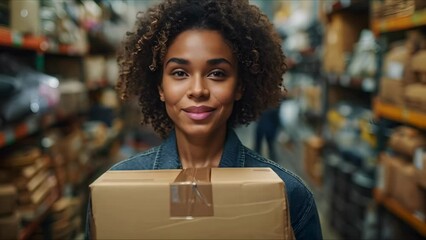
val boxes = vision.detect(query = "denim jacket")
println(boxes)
[86,129,322,240]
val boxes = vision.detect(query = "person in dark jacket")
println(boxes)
[86,1,322,239]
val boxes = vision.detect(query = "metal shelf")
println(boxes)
[372,8,426,35]
[374,189,426,237]
[373,98,426,130]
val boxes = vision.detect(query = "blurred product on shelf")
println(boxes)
[372,0,426,19]
[388,126,426,157]
[0,184,17,215]
[32,197,82,240]
[415,148,426,188]
[84,56,106,88]
[323,12,368,74]
[0,54,60,126]
[57,80,88,117]
[378,152,426,219]
[10,0,40,35]
[347,30,378,78]
[303,135,324,187]
[0,212,19,240]
[379,30,426,108]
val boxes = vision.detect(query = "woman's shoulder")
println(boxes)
[110,146,160,170]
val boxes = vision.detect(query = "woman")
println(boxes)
[87,0,322,239]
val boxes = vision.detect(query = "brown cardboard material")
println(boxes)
[303,136,324,187]
[388,126,426,157]
[378,153,404,195]
[323,12,368,74]
[392,160,426,215]
[90,168,293,239]
[411,50,426,83]
[379,77,405,106]
[0,185,17,215]
[404,83,426,112]
[414,150,426,189]
[0,212,19,240]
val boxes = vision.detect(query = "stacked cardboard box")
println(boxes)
[404,50,426,111]
[323,12,368,74]
[0,184,19,240]
[303,136,324,187]
[0,146,58,225]
[379,153,426,217]
[378,127,426,218]
[32,197,82,240]
[373,0,426,18]
[379,30,426,110]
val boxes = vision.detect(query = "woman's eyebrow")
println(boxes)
[165,57,189,66]
[207,58,233,66]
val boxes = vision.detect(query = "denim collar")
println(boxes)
[152,129,245,169]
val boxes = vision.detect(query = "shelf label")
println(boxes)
[4,128,14,145]
[414,148,424,170]
[362,78,376,92]
[11,32,23,47]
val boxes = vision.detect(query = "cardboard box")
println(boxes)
[388,126,426,157]
[10,0,40,35]
[379,77,404,106]
[404,83,426,112]
[323,12,368,74]
[90,168,293,239]
[414,149,426,188]
[303,136,324,187]
[411,50,426,84]
[0,185,17,215]
[0,212,19,240]
[392,160,426,215]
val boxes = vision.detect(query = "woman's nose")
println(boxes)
[187,75,209,99]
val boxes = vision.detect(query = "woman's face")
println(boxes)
[159,29,242,137]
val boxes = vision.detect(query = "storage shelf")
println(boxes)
[373,98,426,129]
[0,110,83,149]
[18,188,60,240]
[372,8,426,35]
[0,113,54,148]
[374,189,426,237]
[325,73,376,93]
[0,27,84,56]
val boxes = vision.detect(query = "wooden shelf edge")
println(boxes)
[373,98,426,129]
[372,8,426,35]
[374,189,426,237]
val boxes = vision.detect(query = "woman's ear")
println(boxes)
[158,85,165,102]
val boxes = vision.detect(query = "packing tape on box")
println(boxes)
[170,168,214,218]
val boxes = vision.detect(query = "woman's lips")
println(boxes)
[183,106,215,120]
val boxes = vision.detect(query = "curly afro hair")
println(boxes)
[117,0,287,138]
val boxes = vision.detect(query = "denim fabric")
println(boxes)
[86,129,322,240]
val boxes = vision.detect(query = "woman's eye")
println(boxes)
[208,70,226,79]
[171,70,188,78]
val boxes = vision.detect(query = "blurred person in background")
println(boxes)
[254,107,280,161]
[86,0,322,239]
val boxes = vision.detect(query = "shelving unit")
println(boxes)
[18,189,60,240]
[0,26,85,56]
[374,189,426,237]
[373,98,426,129]
[372,8,426,35]
[325,73,376,93]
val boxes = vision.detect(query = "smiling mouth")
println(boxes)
[182,106,215,121]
